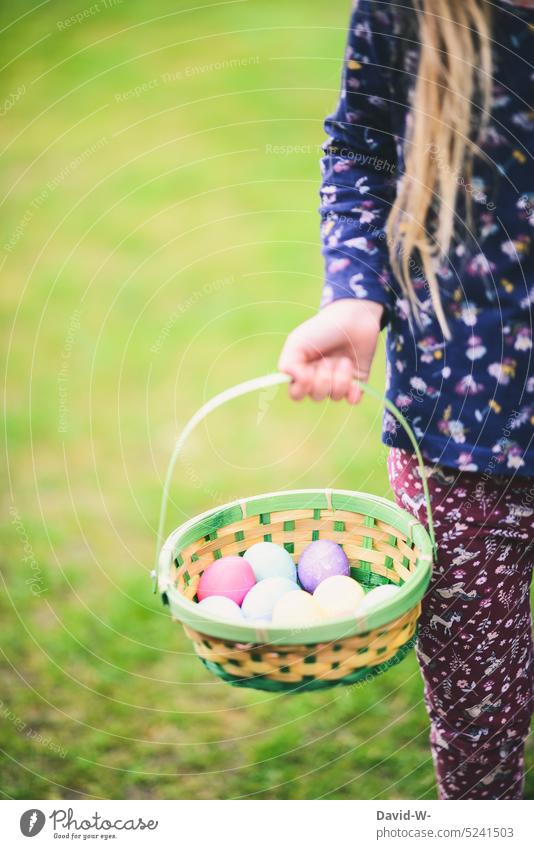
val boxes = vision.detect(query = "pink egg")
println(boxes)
[197,556,256,605]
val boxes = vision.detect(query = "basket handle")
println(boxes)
[153,372,437,590]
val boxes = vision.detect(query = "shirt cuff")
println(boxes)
[320,256,394,328]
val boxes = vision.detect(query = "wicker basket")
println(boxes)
[155,374,435,693]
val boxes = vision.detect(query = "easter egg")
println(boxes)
[272,590,325,627]
[297,539,349,593]
[197,556,255,605]
[250,618,271,629]
[197,595,244,622]
[243,541,297,582]
[241,576,298,620]
[357,583,400,615]
[313,575,365,619]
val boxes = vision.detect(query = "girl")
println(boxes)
[279,0,534,799]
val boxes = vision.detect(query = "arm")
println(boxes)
[279,0,398,403]
[320,0,397,314]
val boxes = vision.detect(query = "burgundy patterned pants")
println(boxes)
[387,448,534,800]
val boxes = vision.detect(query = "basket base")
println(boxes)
[199,631,418,693]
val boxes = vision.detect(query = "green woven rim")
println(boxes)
[199,630,418,693]
[161,488,433,646]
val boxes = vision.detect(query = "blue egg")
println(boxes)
[243,542,297,582]
[241,577,298,620]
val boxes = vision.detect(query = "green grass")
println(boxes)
[1,0,532,801]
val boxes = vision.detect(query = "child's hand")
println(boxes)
[278,299,383,404]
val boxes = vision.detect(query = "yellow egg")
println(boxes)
[313,575,365,619]
[272,590,324,627]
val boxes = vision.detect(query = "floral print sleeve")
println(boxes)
[320,0,534,477]
[320,0,397,316]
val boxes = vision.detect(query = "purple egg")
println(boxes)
[297,539,350,592]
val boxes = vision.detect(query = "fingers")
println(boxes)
[278,332,359,403]
[331,357,354,401]
[310,358,334,401]
[287,363,314,401]
[308,357,357,402]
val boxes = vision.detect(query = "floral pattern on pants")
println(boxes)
[387,448,534,799]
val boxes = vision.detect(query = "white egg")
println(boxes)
[241,577,298,620]
[357,584,400,615]
[272,590,325,627]
[249,618,271,629]
[313,575,365,618]
[243,541,297,582]
[196,595,244,622]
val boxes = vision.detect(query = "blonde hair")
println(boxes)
[385,0,493,339]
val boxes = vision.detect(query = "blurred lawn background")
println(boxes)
[2,0,532,800]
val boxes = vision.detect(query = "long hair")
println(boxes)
[385,0,493,339]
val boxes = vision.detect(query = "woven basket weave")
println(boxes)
[155,374,435,693]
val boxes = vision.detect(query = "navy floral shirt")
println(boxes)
[320,0,534,475]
